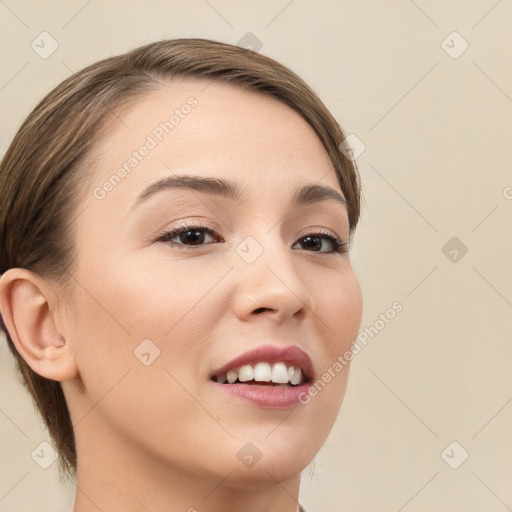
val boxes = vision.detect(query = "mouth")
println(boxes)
[209,361,309,387]
[208,344,315,387]
[209,361,313,409]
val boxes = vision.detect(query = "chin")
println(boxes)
[222,460,307,490]
[211,439,314,490]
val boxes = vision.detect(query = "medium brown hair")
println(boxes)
[0,38,361,476]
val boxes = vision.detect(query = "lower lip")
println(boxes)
[209,380,313,409]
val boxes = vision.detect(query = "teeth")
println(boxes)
[272,362,290,383]
[253,362,271,381]
[213,362,305,386]
[215,373,227,383]
[290,367,301,386]
[238,364,254,382]
[226,370,238,384]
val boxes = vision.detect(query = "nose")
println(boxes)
[231,235,314,323]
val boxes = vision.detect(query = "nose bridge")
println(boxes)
[231,226,313,320]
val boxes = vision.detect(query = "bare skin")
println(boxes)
[0,80,363,512]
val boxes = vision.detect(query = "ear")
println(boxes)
[0,268,78,381]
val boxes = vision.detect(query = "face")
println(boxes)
[61,79,363,486]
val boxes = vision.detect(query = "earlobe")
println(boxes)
[0,268,78,381]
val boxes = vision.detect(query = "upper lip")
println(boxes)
[209,344,315,382]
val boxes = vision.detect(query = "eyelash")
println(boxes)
[155,222,349,254]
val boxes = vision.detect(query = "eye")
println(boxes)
[156,222,348,254]
[156,222,222,250]
[293,232,348,254]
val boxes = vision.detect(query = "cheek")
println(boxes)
[314,269,363,353]
[66,262,212,450]
[306,270,362,411]
[69,255,223,381]
[72,251,202,336]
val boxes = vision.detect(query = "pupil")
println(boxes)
[303,236,320,251]
[181,230,204,245]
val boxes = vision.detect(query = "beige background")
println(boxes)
[1,1,511,511]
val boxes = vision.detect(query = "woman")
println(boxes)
[0,38,363,512]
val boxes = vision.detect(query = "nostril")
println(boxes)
[253,307,276,314]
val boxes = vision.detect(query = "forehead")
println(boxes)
[84,80,341,217]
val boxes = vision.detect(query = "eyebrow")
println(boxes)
[130,174,347,211]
